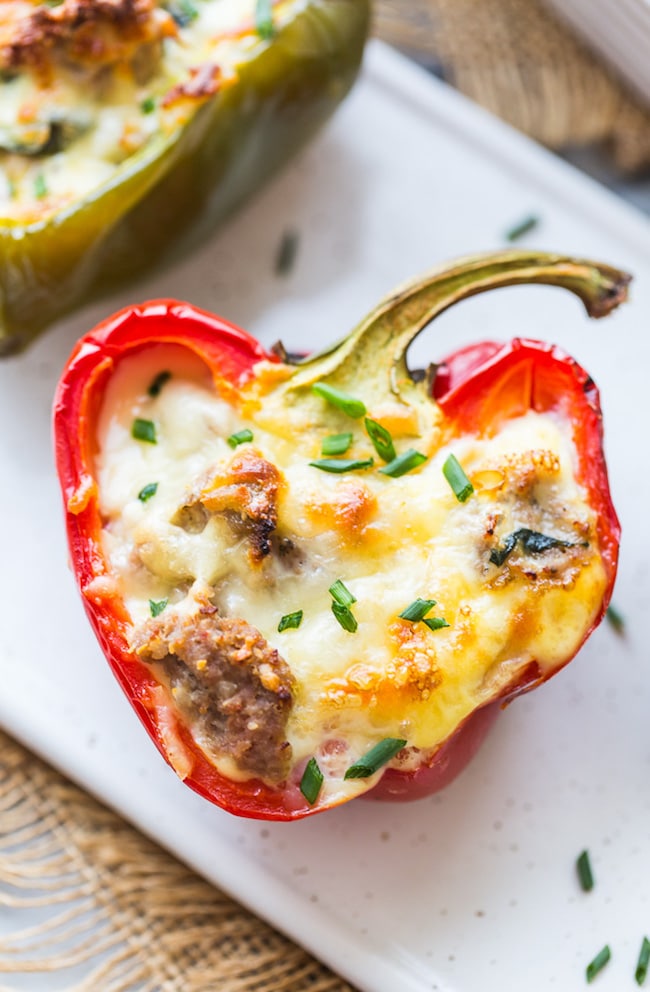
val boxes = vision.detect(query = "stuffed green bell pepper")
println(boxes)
[0,0,369,354]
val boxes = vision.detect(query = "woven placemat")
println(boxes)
[375,0,650,174]
[0,731,355,991]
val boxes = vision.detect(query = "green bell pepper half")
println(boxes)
[0,0,370,355]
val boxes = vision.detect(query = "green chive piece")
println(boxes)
[606,604,625,635]
[399,598,436,622]
[635,936,650,986]
[331,602,357,633]
[255,0,275,39]
[141,96,156,114]
[344,738,407,780]
[148,370,171,397]
[443,453,474,501]
[321,432,353,456]
[167,0,198,26]
[309,457,374,474]
[586,945,611,983]
[228,428,254,448]
[278,610,303,632]
[311,382,366,419]
[576,849,594,892]
[34,173,47,199]
[378,448,427,478]
[132,418,157,444]
[149,599,168,618]
[365,417,396,463]
[138,482,158,502]
[329,579,356,607]
[423,616,450,631]
[275,229,299,276]
[505,213,540,242]
[299,757,324,805]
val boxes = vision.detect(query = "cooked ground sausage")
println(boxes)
[133,610,294,783]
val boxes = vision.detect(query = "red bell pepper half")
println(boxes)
[54,251,629,819]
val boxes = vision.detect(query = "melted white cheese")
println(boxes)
[0,0,296,217]
[95,345,607,803]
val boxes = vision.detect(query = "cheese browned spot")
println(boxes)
[134,610,294,783]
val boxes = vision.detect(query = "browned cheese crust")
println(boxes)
[133,610,295,783]
[174,450,285,564]
[0,0,171,75]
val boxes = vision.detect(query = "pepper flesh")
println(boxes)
[0,0,369,355]
[54,250,628,820]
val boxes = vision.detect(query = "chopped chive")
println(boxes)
[378,448,427,478]
[278,610,303,632]
[321,432,353,456]
[149,599,168,618]
[255,0,275,39]
[442,453,474,501]
[504,213,540,242]
[147,370,171,397]
[166,0,198,27]
[275,229,299,276]
[365,417,396,463]
[299,757,323,805]
[636,936,650,986]
[586,945,611,983]
[331,602,357,633]
[138,482,158,502]
[141,96,156,114]
[309,457,374,474]
[490,528,574,567]
[329,579,356,607]
[132,418,157,444]
[606,604,625,636]
[34,173,47,199]
[423,616,450,631]
[344,738,407,780]
[399,598,436,622]
[311,382,366,419]
[228,428,254,448]
[576,849,594,892]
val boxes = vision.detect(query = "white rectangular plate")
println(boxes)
[2,42,650,992]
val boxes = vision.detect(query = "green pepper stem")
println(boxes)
[281,250,630,408]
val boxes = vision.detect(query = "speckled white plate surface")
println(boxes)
[2,41,650,992]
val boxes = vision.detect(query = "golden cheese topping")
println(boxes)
[0,0,296,219]
[94,345,607,806]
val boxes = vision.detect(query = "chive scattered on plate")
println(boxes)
[576,849,594,892]
[504,214,539,242]
[586,945,611,983]
[635,936,650,986]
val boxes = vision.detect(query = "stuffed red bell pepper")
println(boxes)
[54,250,628,820]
